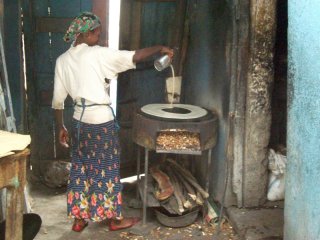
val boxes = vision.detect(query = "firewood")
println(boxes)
[165,167,197,209]
[167,158,197,181]
[167,159,209,199]
[150,166,174,201]
[160,195,180,215]
[183,198,195,209]
[173,168,197,201]
[196,192,204,205]
[166,167,186,214]
[170,170,195,210]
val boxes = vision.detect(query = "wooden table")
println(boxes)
[0,148,29,240]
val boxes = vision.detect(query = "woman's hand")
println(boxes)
[59,125,69,148]
[160,46,174,59]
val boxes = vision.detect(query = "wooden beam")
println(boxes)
[243,0,277,207]
[178,17,189,76]
[92,0,109,46]
[171,0,187,75]
[119,0,132,49]
[130,1,142,50]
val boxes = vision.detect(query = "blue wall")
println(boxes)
[286,1,320,239]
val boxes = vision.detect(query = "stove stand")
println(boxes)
[132,109,218,225]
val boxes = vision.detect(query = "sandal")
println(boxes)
[109,217,140,231]
[72,219,88,232]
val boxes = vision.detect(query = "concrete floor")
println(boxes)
[27,176,237,240]
[226,202,284,240]
[27,173,283,240]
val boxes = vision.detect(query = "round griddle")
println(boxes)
[140,103,209,122]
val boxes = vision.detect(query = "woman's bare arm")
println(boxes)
[133,45,173,63]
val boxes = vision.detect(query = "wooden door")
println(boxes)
[23,0,93,174]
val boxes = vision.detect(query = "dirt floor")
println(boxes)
[27,174,238,240]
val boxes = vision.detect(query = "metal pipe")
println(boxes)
[206,149,212,193]
[142,148,149,225]
[136,145,141,199]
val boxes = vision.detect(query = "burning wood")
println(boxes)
[150,159,209,215]
[156,129,200,151]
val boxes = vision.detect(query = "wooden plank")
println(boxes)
[48,0,90,17]
[119,0,132,49]
[130,1,142,50]
[36,17,73,33]
[0,148,28,240]
[92,0,109,46]
[0,148,30,165]
[170,0,187,75]
[140,2,175,47]
[178,16,189,76]
[5,188,23,240]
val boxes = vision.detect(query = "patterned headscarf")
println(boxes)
[63,12,101,42]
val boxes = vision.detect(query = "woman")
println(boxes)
[52,12,173,232]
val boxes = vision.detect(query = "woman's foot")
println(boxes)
[72,218,88,232]
[109,217,140,231]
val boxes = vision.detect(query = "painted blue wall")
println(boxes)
[286,1,320,239]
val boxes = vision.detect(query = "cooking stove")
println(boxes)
[133,103,218,154]
[132,103,218,225]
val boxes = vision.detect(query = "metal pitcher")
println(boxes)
[154,54,172,71]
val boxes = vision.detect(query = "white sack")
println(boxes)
[267,149,287,201]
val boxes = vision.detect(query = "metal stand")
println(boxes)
[142,149,149,225]
[136,147,141,200]
[206,149,212,193]
[136,146,213,226]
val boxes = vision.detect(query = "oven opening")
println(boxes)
[162,107,192,114]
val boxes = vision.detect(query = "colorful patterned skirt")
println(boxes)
[67,119,123,222]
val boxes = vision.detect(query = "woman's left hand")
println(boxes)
[59,125,69,148]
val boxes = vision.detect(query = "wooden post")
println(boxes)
[242,0,277,207]
[130,1,142,50]
[92,0,109,47]
[170,0,187,75]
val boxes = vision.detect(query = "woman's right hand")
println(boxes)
[160,46,174,59]
[59,125,69,148]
